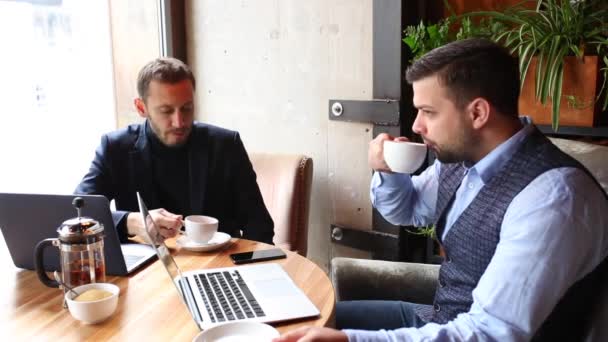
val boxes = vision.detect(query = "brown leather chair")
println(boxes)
[249,152,313,256]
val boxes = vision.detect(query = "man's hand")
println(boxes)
[368,133,409,172]
[273,326,348,342]
[127,208,183,241]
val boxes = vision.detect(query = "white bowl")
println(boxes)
[192,322,280,342]
[65,282,120,324]
[383,140,427,173]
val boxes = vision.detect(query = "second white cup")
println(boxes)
[184,215,218,244]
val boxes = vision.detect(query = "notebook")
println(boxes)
[0,193,156,276]
[136,192,320,330]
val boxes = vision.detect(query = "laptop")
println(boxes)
[0,193,156,276]
[136,192,320,330]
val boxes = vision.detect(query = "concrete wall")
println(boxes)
[186,0,374,269]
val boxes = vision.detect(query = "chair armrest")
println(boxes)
[331,257,439,304]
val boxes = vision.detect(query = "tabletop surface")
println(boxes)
[0,234,335,341]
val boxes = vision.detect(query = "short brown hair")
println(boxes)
[136,57,196,100]
[405,38,519,117]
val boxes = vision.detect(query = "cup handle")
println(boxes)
[34,238,60,288]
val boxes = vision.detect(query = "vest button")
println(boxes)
[438,279,445,288]
[446,256,452,263]
[434,303,441,312]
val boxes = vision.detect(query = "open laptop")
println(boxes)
[0,193,156,276]
[136,192,320,330]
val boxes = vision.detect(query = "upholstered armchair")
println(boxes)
[249,152,313,256]
[331,138,608,341]
[331,258,439,303]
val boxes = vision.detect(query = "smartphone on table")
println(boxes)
[230,248,287,265]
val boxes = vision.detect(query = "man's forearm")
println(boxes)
[125,212,143,237]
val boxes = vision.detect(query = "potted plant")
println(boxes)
[466,0,608,130]
[402,15,505,64]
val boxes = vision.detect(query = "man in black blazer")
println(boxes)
[75,57,274,244]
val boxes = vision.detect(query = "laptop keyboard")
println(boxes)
[194,270,266,323]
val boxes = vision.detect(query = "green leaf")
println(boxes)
[427,24,440,43]
[403,36,416,51]
[519,42,536,89]
[407,224,436,239]
[551,63,564,131]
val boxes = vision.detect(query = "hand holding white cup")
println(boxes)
[383,140,427,173]
[184,215,218,244]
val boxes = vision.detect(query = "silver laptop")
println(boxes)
[136,192,320,330]
[0,193,156,276]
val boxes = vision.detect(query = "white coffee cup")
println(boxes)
[184,215,218,244]
[383,140,427,173]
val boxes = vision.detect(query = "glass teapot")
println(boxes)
[34,197,106,288]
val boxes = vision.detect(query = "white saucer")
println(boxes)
[192,322,279,342]
[176,232,231,252]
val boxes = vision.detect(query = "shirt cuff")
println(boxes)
[114,210,131,242]
[343,329,391,342]
[373,171,410,188]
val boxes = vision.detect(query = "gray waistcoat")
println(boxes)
[414,128,607,340]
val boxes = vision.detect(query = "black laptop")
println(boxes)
[0,193,156,275]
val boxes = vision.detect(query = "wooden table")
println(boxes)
[0,236,335,341]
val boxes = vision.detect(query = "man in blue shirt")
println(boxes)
[274,39,608,341]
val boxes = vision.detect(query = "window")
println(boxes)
[0,0,115,194]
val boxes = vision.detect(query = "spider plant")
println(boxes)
[465,0,608,130]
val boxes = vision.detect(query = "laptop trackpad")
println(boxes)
[122,243,156,256]
[253,279,299,297]
[121,243,156,269]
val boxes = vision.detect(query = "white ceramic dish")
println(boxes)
[65,282,120,324]
[177,232,232,252]
[192,322,280,342]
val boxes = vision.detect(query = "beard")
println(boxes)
[432,147,464,164]
[148,120,192,148]
[423,127,476,164]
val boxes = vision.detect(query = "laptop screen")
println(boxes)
[0,192,155,276]
[136,192,202,325]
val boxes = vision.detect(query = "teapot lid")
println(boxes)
[56,197,104,244]
[57,217,104,243]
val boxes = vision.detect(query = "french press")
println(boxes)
[34,197,106,288]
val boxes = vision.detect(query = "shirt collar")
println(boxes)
[465,118,534,184]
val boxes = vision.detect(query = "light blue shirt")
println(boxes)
[345,124,608,341]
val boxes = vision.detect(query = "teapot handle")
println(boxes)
[34,238,60,288]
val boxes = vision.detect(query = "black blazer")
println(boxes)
[75,121,274,244]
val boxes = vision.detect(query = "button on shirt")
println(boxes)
[346,124,608,341]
